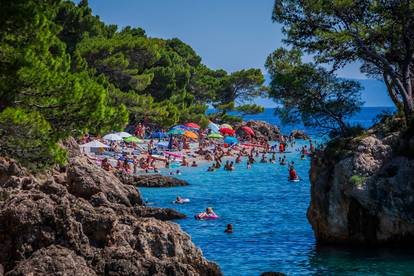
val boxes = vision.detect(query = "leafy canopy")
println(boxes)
[0,0,127,169]
[265,48,362,135]
[272,0,414,121]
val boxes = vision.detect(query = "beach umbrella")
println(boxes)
[184,122,200,129]
[123,136,143,143]
[219,128,236,136]
[207,133,223,139]
[79,140,109,148]
[224,136,238,145]
[184,131,198,139]
[208,122,220,133]
[167,129,185,135]
[115,131,132,138]
[156,141,169,148]
[241,126,255,136]
[171,125,190,130]
[220,124,233,130]
[151,132,168,139]
[103,133,123,141]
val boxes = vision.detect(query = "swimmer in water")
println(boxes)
[224,224,233,233]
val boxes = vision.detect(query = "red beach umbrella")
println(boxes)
[219,128,236,136]
[241,126,255,136]
[184,122,200,129]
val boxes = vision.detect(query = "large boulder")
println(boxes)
[308,124,414,245]
[235,120,282,141]
[67,156,143,206]
[0,156,221,275]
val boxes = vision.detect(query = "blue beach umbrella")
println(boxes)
[224,136,238,145]
[151,132,168,139]
[171,125,190,131]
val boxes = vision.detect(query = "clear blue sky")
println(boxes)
[78,0,393,107]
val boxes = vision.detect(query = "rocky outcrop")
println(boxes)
[0,156,221,275]
[308,121,414,245]
[116,172,189,187]
[290,130,309,140]
[235,120,282,141]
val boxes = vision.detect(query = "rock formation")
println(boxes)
[235,120,282,141]
[308,119,414,245]
[116,172,189,188]
[0,153,221,275]
[290,130,309,140]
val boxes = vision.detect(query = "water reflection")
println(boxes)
[309,244,414,275]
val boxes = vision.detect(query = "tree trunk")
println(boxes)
[383,73,403,111]
[401,71,414,122]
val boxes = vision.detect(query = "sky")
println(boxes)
[79,0,393,107]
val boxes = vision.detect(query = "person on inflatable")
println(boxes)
[197,207,217,219]
[175,196,184,204]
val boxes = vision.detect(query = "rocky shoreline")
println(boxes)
[308,119,414,245]
[0,144,222,275]
[116,172,189,188]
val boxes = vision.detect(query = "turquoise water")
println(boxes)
[141,108,414,275]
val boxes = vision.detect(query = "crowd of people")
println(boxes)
[79,122,315,233]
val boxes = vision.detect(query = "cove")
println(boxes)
[141,107,413,275]
[142,139,414,275]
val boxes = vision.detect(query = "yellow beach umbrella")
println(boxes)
[184,131,198,139]
[220,124,233,130]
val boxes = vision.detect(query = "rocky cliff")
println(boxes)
[0,151,221,275]
[308,119,414,245]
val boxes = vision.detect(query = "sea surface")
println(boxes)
[141,107,414,275]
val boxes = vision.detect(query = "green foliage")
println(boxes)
[0,0,127,169]
[272,0,414,121]
[265,48,362,135]
[214,68,266,106]
[55,0,118,53]
[236,104,265,115]
[0,108,67,170]
[349,175,367,188]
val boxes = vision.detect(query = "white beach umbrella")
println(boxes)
[79,140,110,148]
[208,122,220,133]
[103,133,123,141]
[115,131,132,138]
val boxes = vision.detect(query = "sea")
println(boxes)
[141,107,414,276]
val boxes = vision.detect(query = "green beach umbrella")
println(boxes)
[207,133,223,139]
[123,136,143,143]
[167,129,185,135]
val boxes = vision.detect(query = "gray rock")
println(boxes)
[0,155,221,275]
[116,172,189,188]
[308,126,414,245]
[235,120,282,141]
